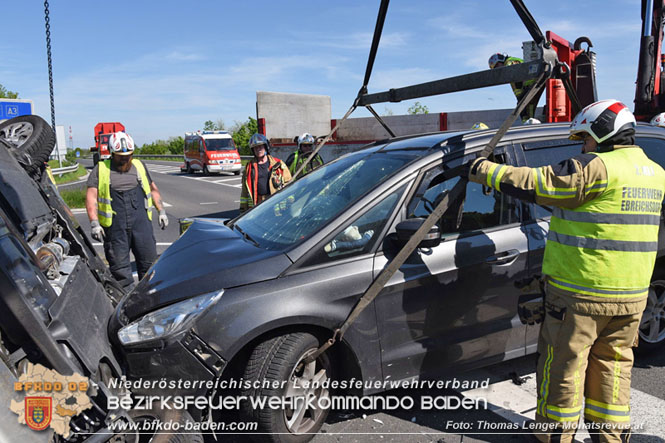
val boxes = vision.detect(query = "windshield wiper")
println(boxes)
[234,224,259,247]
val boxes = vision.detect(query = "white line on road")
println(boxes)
[212,178,241,183]
[92,242,173,246]
[462,371,665,441]
[200,202,219,205]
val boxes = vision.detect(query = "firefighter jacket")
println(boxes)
[504,56,534,100]
[287,150,324,177]
[240,155,292,213]
[469,146,665,315]
[97,159,153,228]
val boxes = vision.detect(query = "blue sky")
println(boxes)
[1,0,642,147]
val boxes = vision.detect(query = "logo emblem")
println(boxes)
[25,397,52,431]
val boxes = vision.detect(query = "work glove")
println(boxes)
[158,209,169,230]
[90,220,105,242]
[460,157,487,179]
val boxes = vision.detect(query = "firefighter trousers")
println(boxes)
[534,290,640,443]
[103,185,157,288]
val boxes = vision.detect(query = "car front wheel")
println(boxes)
[637,280,665,353]
[241,332,331,442]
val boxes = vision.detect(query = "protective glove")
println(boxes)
[90,220,105,242]
[158,209,169,230]
[460,157,486,179]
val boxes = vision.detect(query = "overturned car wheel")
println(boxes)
[241,332,331,442]
[0,115,55,174]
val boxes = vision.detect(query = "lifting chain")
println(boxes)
[44,0,56,132]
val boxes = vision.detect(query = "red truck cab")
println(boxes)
[91,122,125,165]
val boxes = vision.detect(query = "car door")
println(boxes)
[513,137,584,352]
[374,150,532,381]
[282,184,410,383]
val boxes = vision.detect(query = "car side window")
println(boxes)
[637,137,665,169]
[521,139,583,220]
[408,163,519,236]
[305,187,405,266]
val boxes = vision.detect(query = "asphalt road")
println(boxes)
[66,159,665,442]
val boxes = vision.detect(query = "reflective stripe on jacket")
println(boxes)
[239,155,292,213]
[98,159,153,227]
[543,148,665,300]
[289,151,324,176]
[469,146,665,305]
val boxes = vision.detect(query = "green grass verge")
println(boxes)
[54,164,87,184]
[59,189,86,208]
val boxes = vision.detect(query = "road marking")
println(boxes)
[70,208,87,214]
[462,371,664,441]
[200,202,219,205]
[163,201,172,207]
[92,242,173,246]
[212,177,241,183]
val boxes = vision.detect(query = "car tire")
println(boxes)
[636,279,665,354]
[93,152,100,166]
[234,170,240,175]
[203,165,209,175]
[185,162,192,174]
[0,115,55,174]
[241,332,331,442]
[118,407,203,443]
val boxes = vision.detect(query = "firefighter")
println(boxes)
[471,122,489,130]
[465,100,665,442]
[287,132,324,177]
[239,133,291,213]
[86,132,168,289]
[488,52,543,122]
[650,112,665,127]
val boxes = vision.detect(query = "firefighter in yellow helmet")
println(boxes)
[488,52,544,122]
[465,100,665,442]
[471,122,489,130]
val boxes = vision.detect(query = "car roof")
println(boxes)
[368,122,665,158]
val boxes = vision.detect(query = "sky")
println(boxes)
[0,0,644,148]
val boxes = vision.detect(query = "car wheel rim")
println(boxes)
[0,121,33,148]
[283,348,329,435]
[639,280,665,344]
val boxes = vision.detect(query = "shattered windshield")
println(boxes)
[234,150,413,251]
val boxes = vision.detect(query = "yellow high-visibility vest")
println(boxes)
[97,159,153,227]
[543,148,665,299]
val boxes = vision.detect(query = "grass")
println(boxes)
[59,189,87,208]
[54,164,87,184]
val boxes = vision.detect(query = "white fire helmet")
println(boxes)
[109,132,135,155]
[569,99,636,144]
[650,112,665,128]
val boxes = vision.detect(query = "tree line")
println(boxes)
[137,117,258,156]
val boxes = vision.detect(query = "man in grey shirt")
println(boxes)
[85,132,168,288]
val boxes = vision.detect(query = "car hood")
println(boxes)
[117,218,292,321]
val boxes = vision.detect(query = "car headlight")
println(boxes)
[208,160,218,164]
[118,290,223,346]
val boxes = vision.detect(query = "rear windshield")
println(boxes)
[204,138,236,151]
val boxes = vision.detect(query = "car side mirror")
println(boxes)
[395,217,441,248]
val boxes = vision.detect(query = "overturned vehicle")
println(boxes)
[0,115,200,441]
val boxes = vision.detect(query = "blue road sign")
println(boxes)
[0,100,33,120]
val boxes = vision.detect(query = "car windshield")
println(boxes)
[234,150,414,251]
[205,138,235,151]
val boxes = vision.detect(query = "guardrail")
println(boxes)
[133,154,253,160]
[51,164,79,176]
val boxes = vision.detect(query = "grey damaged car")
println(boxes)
[111,122,665,442]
